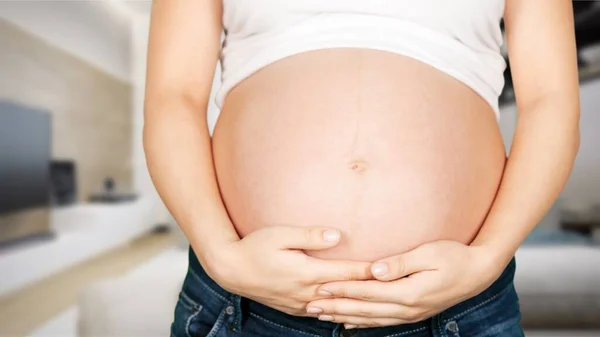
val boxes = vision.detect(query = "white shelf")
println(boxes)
[0,197,158,297]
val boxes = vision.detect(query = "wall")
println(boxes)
[0,18,133,202]
[0,1,131,81]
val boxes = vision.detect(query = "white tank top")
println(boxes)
[217,0,507,119]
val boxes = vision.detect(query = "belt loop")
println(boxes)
[230,294,243,332]
[431,314,444,337]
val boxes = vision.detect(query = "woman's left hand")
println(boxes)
[305,240,508,329]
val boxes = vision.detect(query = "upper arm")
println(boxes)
[144,0,222,113]
[504,0,580,113]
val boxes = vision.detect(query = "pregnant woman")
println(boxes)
[144,0,580,336]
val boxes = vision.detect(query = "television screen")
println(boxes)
[0,101,51,215]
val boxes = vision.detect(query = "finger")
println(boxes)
[318,278,422,304]
[259,226,343,250]
[306,259,373,284]
[317,314,406,328]
[306,298,414,319]
[371,243,438,281]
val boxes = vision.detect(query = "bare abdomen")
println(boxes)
[212,48,505,262]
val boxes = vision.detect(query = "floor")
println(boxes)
[30,307,78,337]
[0,231,176,337]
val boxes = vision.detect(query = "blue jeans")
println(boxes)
[171,247,525,337]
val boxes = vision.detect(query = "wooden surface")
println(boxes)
[0,232,175,337]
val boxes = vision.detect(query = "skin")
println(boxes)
[143,0,372,317]
[144,0,580,329]
[306,0,581,328]
[213,47,506,263]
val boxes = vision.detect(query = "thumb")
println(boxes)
[263,226,343,250]
[371,244,435,281]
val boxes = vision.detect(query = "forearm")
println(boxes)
[471,96,580,264]
[143,98,239,261]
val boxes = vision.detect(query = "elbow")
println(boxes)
[572,123,581,159]
[142,93,209,153]
[562,106,580,162]
[568,100,581,156]
[141,114,156,172]
[562,104,581,165]
[142,101,158,154]
[142,98,169,162]
[141,119,152,156]
[143,90,209,124]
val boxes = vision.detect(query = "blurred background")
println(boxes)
[0,1,599,336]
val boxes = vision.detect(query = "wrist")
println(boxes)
[190,233,241,285]
[471,242,515,279]
[470,229,520,264]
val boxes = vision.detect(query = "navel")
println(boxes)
[348,159,369,174]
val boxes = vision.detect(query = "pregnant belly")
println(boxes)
[212,49,506,262]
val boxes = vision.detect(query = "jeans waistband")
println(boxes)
[188,246,516,336]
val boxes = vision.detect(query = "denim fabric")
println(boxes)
[171,247,524,337]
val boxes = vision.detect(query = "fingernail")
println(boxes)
[318,290,332,296]
[345,324,358,329]
[323,229,340,242]
[318,315,334,321]
[306,307,323,314]
[372,262,389,276]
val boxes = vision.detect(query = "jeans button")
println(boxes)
[225,305,235,315]
[445,321,459,333]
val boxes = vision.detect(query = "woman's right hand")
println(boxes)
[203,226,373,316]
